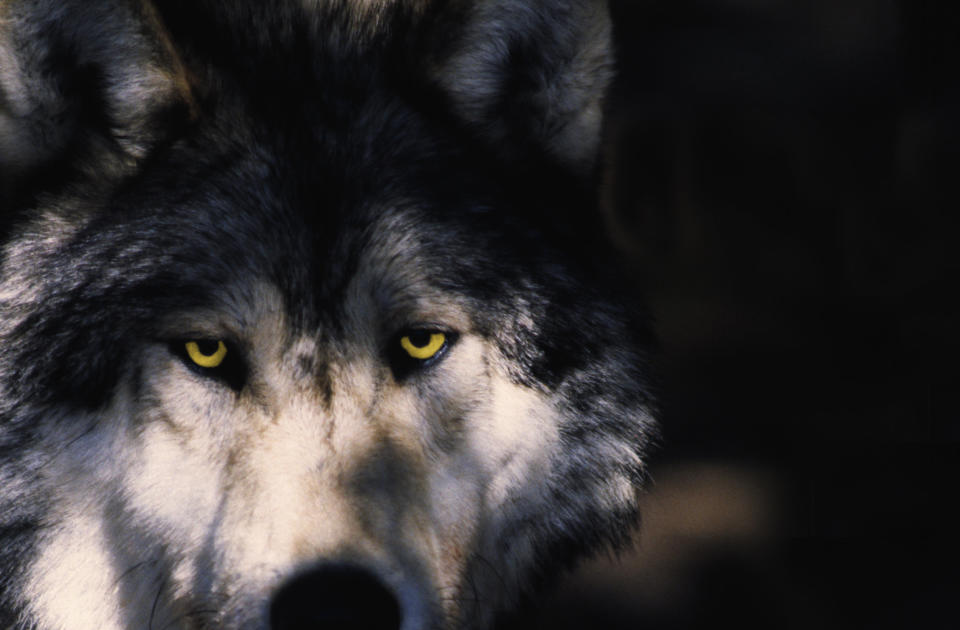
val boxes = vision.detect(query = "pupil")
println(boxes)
[196,340,220,355]
[407,331,432,348]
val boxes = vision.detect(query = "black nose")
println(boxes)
[270,564,403,630]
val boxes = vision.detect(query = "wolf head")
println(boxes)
[0,1,657,629]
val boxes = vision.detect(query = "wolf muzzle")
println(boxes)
[269,564,403,630]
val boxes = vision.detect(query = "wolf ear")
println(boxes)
[422,0,613,179]
[0,0,194,201]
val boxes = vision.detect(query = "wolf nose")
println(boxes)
[269,564,403,630]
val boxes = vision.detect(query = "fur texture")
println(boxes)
[0,1,656,628]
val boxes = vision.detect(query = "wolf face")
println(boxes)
[0,1,657,629]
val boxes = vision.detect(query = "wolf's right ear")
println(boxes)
[0,0,194,204]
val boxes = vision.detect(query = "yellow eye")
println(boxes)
[400,332,446,360]
[185,340,228,368]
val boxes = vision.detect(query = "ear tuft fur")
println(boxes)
[0,0,194,201]
[426,0,613,178]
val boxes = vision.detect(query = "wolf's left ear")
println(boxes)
[421,0,613,178]
[0,0,194,201]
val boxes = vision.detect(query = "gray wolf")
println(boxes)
[0,0,657,628]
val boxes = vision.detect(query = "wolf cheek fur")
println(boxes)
[0,1,657,629]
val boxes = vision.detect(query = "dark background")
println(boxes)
[537,1,958,628]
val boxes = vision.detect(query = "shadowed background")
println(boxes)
[534,1,958,628]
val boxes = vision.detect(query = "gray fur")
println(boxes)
[0,1,656,628]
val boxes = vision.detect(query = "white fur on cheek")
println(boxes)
[123,421,221,547]
[476,373,559,512]
[25,509,127,630]
[21,407,171,630]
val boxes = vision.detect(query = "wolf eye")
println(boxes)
[185,340,228,368]
[389,329,455,379]
[174,339,246,390]
[400,331,446,360]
